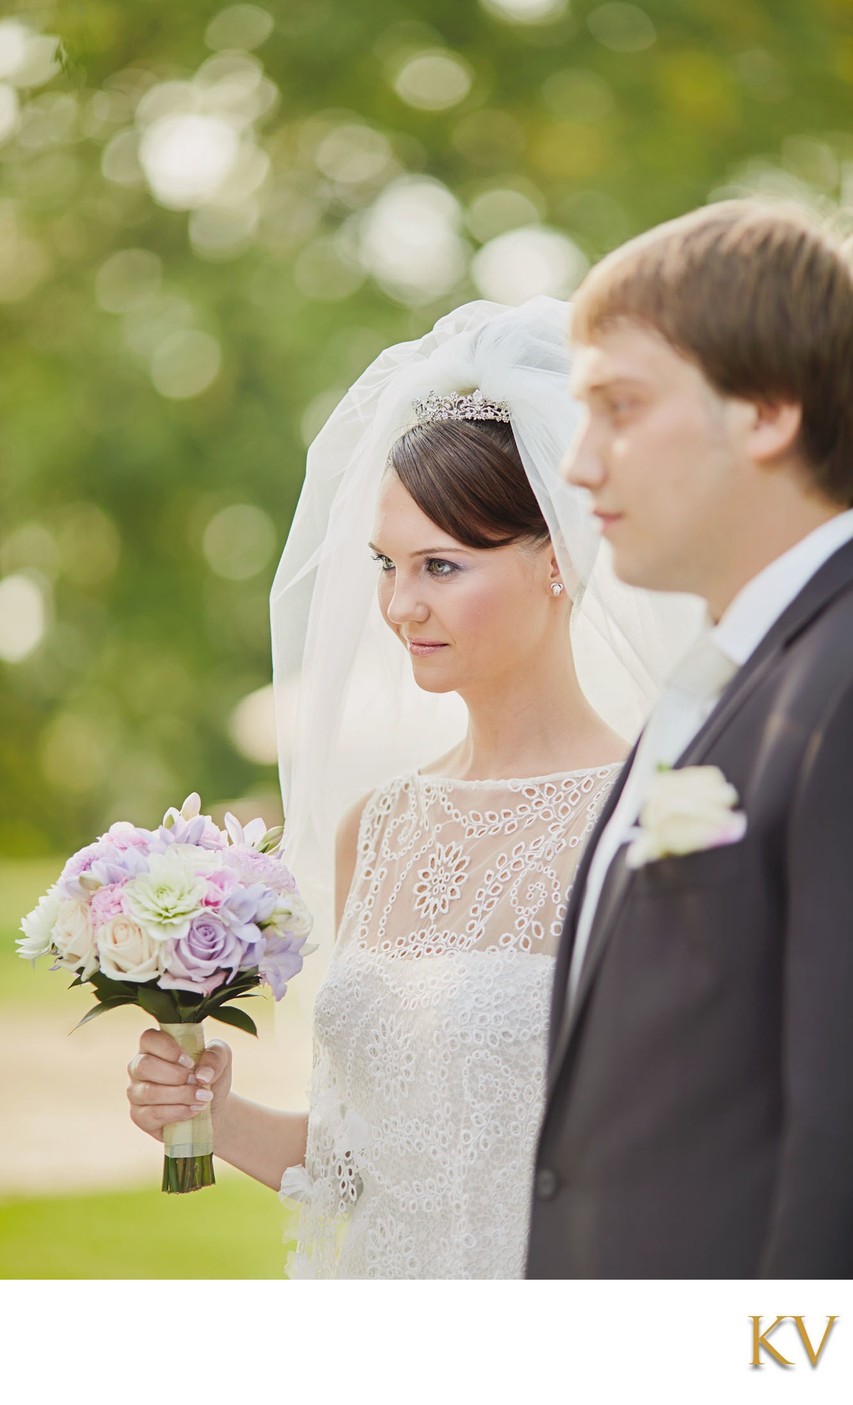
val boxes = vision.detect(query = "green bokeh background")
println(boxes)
[1,0,850,1276]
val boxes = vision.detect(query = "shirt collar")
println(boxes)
[712,509,853,667]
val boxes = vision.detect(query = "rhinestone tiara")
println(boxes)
[412,389,511,426]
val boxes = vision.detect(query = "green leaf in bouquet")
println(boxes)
[88,970,138,1001]
[174,990,206,1019]
[195,984,258,1019]
[195,972,260,1013]
[207,1004,259,1037]
[73,997,136,1030]
[219,971,260,997]
[136,985,181,1023]
[204,992,261,1014]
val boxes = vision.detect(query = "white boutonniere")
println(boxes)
[625,764,747,870]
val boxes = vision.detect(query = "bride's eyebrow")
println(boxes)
[411,546,471,558]
[367,541,471,558]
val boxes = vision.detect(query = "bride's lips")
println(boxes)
[406,639,448,657]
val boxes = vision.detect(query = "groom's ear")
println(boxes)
[744,399,803,467]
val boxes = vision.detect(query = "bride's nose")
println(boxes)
[386,576,429,625]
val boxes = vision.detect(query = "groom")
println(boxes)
[527,201,853,1277]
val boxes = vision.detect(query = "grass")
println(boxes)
[0,1174,298,1278]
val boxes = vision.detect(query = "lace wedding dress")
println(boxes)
[280,763,619,1279]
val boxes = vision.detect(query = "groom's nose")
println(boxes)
[562,423,605,490]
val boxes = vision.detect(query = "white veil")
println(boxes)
[270,296,704,958]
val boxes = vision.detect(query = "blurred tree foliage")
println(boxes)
[1,0,851,856]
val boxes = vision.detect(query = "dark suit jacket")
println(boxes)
[526,537,853,1278]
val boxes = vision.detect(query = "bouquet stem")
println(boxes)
[159,1021,215,1194]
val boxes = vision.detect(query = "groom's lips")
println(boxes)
[593,510,623,535]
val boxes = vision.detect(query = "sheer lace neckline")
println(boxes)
[414,761,622,788]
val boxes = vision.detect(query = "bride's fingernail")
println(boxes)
[178,1054,194,1069]
[195,1089,214,1103]
[187,1072,197,1085]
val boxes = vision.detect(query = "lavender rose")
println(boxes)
[160,913,249,995]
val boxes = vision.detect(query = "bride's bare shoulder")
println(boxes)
[590,722,631,768]
[335,792,372,928]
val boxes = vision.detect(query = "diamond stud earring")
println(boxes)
[550,582,565,597]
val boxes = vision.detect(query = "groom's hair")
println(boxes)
[572,200,853,506]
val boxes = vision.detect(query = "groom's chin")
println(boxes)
[604,548,647,589]
[607,544,680,595]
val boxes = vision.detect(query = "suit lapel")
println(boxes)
[549,537,853,1088]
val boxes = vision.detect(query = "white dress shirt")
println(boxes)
[566,509,853,1007]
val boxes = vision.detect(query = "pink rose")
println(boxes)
[201,868,239,909]
[105,822,153,852]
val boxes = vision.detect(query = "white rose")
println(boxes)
[266,891,313,939]
[17,889,61,962]
[52,898,100,980]
[627,765,747,868]
[96,914,164,983]
[122,847,208,941]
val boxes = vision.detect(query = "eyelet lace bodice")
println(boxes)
[280,763,619,1278]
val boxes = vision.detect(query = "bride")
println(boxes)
[126,297,699,1277]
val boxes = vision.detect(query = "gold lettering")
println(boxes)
[750,1316,794,1368]
[792,1316,838,1367]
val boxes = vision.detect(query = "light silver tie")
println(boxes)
[631,630,741,780]
[566,631,740,1007]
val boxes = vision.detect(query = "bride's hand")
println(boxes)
[126,1027,233,1143]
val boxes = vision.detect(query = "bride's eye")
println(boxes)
[371,552,394,572]
[425,558,459,578]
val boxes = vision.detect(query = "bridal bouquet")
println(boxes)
[17,794,314,1193]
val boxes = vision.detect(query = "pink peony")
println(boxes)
[224,846,297,893]
[58,841,103,885]
[89,883,126,929]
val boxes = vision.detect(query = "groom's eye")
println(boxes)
[607,396,636,423]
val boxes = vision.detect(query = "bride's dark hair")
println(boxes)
[388,419,551,550]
